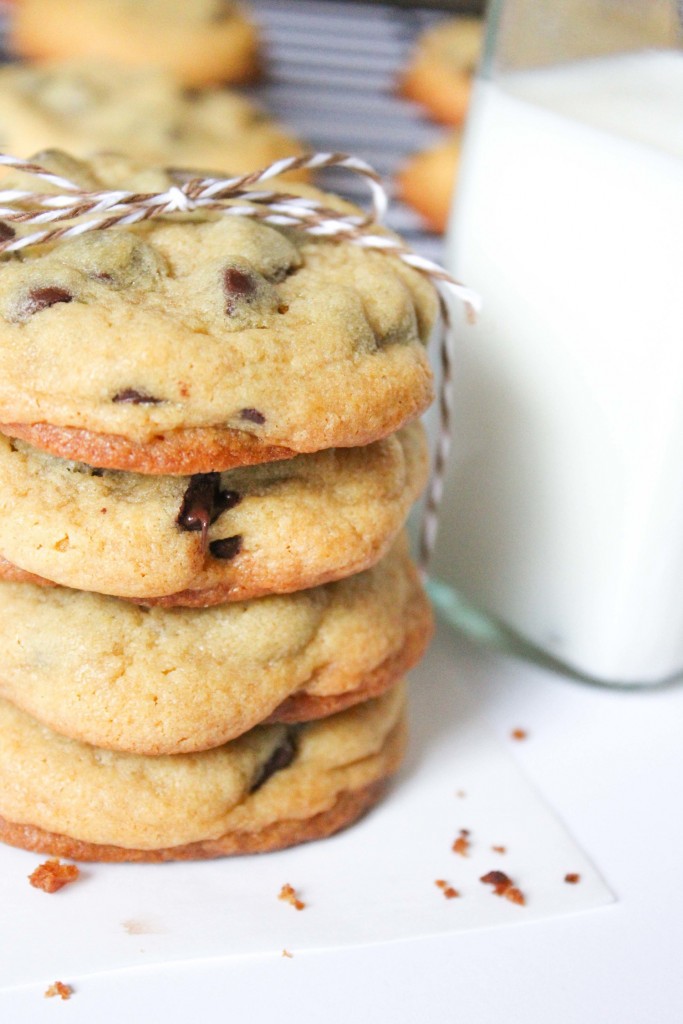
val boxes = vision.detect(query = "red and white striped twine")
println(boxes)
[0,150,480,572]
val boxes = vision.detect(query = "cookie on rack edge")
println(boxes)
[399,18,483,126]
[397,134,460,235]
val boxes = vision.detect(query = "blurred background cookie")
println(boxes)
[0,61,304,174]
[399,17,483,126]
[396,134,460,234]
[11,0,261,87]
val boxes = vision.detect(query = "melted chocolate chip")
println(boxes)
[240,408,266,425]
[209,535,242,560]
[177,473,220,542]
[90,468,104,477]
[224,267,256,314]
[0,222,16,242]
[18,286,73,318]
[112,388,164,405]
[249,732,297,793]
[177,476,240,549]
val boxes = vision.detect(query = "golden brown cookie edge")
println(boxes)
[0,718,405,861]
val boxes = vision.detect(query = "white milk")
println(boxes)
[437,51,683,683]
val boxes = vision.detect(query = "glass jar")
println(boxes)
[434,0,683,684]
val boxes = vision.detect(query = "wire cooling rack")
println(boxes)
[248,0,452,262]
[0,0,455,258]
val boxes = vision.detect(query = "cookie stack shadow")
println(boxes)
[0,154,437,862]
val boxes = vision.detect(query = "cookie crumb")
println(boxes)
[452,829,470,857]
[455,790,466,798]
[491,845,507,854]
[278,883,305,911]
[45,982,72,1000]
[504,886,526,906]
[480,870,526,905]
[564,873,581,884]
[29,859,80,894]
[282,949,294,958]
[435,879,460,899]
[511,728,528,741]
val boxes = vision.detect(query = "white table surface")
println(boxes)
[6,613,682,1024]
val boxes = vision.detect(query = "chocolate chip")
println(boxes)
[177,473,220,544]
[0,222,15,242]
[249,732,297,793]
[240,408,266,425]
[209,535,242,560]
[214,489,241,515]
[177,475,239,549]
[17,286,73,318]
[267,265,298,284]
[224,267,256,314]
[112,388,164,405]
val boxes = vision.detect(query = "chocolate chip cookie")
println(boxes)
[0,423,426,602]
[11,0,261,87]
[0,60,305,175]
[0,538,430,754]
[0,152,436,474]
[0,683,406,860]
[400,18,483,126]
[396,134,461,235]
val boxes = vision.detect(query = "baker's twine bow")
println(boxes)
[0,150,480,573]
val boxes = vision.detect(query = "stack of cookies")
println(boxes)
[0,152,436,862]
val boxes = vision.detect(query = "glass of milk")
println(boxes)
[435,0,683,685]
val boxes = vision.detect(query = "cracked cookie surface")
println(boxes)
[0,152,436,473]
[0,538,431,753]
[0,683,406,859]
[0,423,427,602]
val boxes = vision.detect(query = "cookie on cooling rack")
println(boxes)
[400,18,483,126]
[11,0,261,88]
[0,151,436,475]
[0,683,407,861]
[396,134,460,235]
[0,61,305,176]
